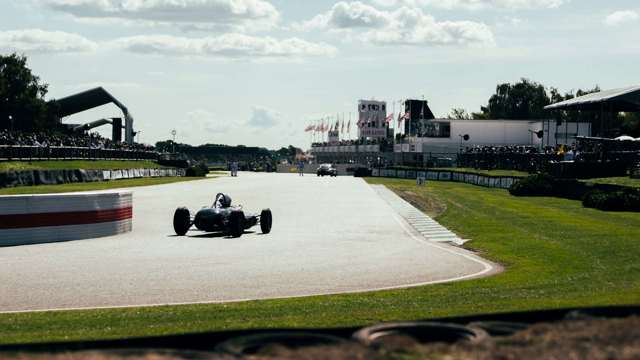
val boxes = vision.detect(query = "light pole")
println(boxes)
[171,129,177,154]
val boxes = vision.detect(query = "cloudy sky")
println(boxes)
[1,1,638,148]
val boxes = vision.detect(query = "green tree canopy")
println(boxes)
[0,53,55,131]
[475,78,551,120]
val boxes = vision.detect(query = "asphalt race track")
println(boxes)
[0,173,496,312]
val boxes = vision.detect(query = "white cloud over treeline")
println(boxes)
[43,0,280,30]
[298,1,495,46]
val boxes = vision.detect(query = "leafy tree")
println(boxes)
[618,112,640,137]
[0,53,54,131]
[476,78,551,120]
[447,108,472,120]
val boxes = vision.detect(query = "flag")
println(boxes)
[347,119,351,133]
[419,103,425,119]
[385,113,394,124]
[341,119,345,134]
[402,110,411,120]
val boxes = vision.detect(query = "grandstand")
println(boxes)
[1,87,158,161]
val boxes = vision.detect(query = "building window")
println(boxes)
[422,122,451,138]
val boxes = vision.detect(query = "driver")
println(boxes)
[214,193,232,208]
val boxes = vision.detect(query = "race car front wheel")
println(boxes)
[229,210,245,238]
[260,209,272,234]
[173,207,192,236]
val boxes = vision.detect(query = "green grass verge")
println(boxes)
[1,178,638,345]
[0,177,207,195]
[0,160,166,172]
[583,177,640,188]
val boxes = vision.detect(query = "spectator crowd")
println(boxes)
[0,130,154,152]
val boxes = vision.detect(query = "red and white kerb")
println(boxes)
[0,191,132,246]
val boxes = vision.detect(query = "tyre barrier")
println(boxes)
[0,191,132,247]
[352,321,487,347]
[215,332,348,356]
[2,306,639,357]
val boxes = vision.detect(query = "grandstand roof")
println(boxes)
[545,85,640,112]
[52,87,129,118]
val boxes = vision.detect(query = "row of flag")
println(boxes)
[304,110,412,134]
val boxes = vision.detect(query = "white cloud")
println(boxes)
[298,2,495,47]
[111,33,337,58]
[248,106,280,128]
[370,0,566,10]
[604,10,639,27]
[0,29,97,54]
[43,0,280,30]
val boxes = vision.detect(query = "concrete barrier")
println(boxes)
[372,169,524,190]
[0,191,132,247]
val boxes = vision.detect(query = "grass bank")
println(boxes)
[0,160,165,172]
[583,176,640,188]
[0,179,638,344]
[0,177,207,195]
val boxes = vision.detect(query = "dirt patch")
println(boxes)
[395,189,447,219]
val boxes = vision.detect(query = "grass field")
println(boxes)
[1,178,638,345]
[0,177,207,195]
[584,176,640,188]
[0,160,165,172]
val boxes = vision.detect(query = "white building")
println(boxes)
[397,119,592,154]
[358,100,389,140]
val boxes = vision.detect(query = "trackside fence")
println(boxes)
[371,168,524,190]
[0,168,186,189]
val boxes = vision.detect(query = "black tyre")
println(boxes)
[173,207,191,236]
[353,321,487,347]
[228,210,245,238]
[260,209,272,234]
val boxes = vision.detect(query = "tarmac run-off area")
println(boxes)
[0,173,498,313]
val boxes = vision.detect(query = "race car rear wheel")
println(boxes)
[229,210,245,238]
[260,209,272,234]
[173,207,192,236]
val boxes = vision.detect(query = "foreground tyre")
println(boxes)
[229,210,245,238]
[260,209,272,234]
[173,207,191,236]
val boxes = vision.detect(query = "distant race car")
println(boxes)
[173,193,272,238]
[317,163,338,177]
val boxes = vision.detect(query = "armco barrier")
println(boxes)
[0,191,132,246]
[372,169,523,189]
[0,168,184,189]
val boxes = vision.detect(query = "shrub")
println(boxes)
[509,174,554,196]
[353,168,372,177]
[185,162,209,177]
[583,188,640,212]
[509,174,588,200]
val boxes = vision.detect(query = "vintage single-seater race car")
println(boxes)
[173,193,272,238]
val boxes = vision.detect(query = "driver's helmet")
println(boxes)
[214,193,232,208]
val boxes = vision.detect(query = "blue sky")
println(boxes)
[1,0,639,148]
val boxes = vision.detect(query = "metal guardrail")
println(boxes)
[0,145,158,161]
